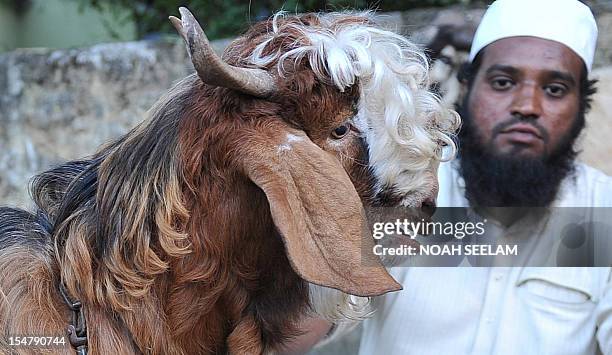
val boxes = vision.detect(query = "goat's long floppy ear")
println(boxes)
[170,7,276,98]
[239,126,402,297]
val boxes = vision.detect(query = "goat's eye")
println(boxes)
[331,124,350,139]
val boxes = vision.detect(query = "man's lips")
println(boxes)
[501,124,542,138]
[499,124,543,143]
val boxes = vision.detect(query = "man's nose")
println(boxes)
[510,84,542,119]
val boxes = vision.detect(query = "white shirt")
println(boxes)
[358,162,612,355]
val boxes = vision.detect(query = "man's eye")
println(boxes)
[544,84,567,97]
[490,78,513,90]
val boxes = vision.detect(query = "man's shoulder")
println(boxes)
[572,163,612,191]
[556,163,612,207]
[575,163,612,182]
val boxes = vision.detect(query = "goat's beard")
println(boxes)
[306,284,370,345]
[455,100,584,208]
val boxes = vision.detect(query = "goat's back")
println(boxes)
[0,207,51,251]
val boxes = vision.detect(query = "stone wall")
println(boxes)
[0,38,230,207]
[0,40,185,206]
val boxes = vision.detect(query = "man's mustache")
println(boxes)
[490,116,550,143]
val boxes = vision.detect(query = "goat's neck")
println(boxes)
[160,181,309,353]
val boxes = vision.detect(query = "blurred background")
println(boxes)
[0,0,481,51]
[1,1,612,353]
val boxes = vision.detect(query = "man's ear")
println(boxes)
[236,122,401,297]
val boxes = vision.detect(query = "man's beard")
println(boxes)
[456,99,584,207]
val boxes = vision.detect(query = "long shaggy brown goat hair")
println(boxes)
[0,8,458,354]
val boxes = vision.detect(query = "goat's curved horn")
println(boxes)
[169,7,276,98]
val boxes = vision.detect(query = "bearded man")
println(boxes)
[355,1,612,354]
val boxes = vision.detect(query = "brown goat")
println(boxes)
[0,8,458,354]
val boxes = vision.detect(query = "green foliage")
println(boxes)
[379,0,475,11]
[0,0,33,14]
[74,0,478,40]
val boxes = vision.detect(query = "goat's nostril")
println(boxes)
[420,198,437,217]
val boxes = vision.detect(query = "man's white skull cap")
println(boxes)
[469,0,598,72]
